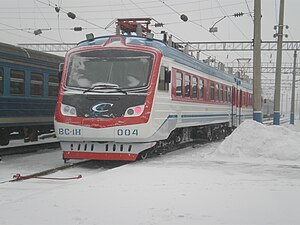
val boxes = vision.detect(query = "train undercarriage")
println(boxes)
[137,122,233,160]
[0,126,54,146]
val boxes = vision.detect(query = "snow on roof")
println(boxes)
[212,120,300,162]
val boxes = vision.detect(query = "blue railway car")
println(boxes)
[0,42,63,146]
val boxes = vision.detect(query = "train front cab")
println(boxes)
[55,36,167,161]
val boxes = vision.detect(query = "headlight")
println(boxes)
[61,104,77,116]
[124,105,144,117]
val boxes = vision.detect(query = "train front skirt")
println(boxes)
[61,141,156,161]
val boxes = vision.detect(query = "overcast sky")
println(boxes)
[1,1,299,57]
[0,0,299,92]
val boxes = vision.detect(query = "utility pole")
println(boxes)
[290,50,297,124]
[298,91,300,120]
[281,93,284,114]
[286,92,288,115]
[273,0,285,125]
[253,0,262,122]
[299,91,300,120]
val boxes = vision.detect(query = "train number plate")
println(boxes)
[58,128,82,136]
[116,129,139,136]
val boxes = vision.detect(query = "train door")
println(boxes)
[231,86,237,127]
[238,89,242,125]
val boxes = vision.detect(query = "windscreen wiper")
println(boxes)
[83,82,127,94]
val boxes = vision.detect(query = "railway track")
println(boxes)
[263,117,290,125]
[0,160,129,184]
[0,138,213,184]
[0,140,60,157]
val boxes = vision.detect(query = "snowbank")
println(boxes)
[212,120,300,162]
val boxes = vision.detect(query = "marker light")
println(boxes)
[125,105,144,117]
[134,106,142,114]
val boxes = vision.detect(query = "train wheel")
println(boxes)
[225,127,233,136]
[219,129,226,139]
[139,150,148,160]
[0,129,9,146]
[206,128,213,142]
[174,131,183,144]
[24,128,38,142]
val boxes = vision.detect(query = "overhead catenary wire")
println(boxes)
[0,26,44,43]
[35,0,111,32]
[34,0,52,29]
[0,0,212,10]
[57,8,64,43]
[0,12,253,25]
[244,0,254,22]
[155,0,236,62]
[157,0,249,61]
[215,0,249,40]
[0,1,249,15]
[274,0,278,24]
[122,0,216,60]
[0,21,61,42]
[0,27,89,31]
[3,0,292,80]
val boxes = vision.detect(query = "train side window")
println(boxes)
[199,79,204,100]
[158,66,170,91]
[224,86,228,102]
[210,81,215,101]
[228,87,231,103]
[248,94,250,106]
[240,90,243,107]
[30,73,43,96]
[232,87,236,105]
[48,75,59,97]
[215,83,219,101]
[184,74,190,98]
[248,94,252,106]
[10,69,25,96]
[220,85,224,102]
[0,67,3,95]
[192,76,198,99]
[176,71,183,97]
[242,91,245,106]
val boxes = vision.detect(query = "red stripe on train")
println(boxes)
[63,151,138,161]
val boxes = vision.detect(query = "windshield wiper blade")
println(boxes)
[83,82,127,94]
[105,88,128,95]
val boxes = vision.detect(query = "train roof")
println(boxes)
[78,35,252,90]
[0,42,64,69]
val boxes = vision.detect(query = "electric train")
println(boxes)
[54,34,253,161]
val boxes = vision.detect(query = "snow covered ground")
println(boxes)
[0,120,300,225]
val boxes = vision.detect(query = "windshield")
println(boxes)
[66,49,153,89]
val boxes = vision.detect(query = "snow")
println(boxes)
[1,120,300,225]
[211,120,300,163]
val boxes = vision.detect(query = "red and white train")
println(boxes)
[54,33,253,161]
